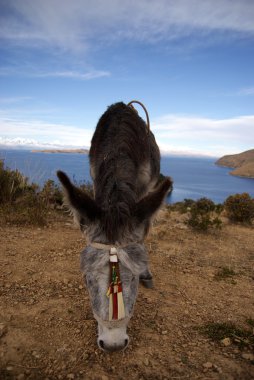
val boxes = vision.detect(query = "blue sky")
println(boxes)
[0,0,254,157]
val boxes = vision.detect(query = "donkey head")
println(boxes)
[57,170,172,351]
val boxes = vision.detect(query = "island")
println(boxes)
[216,149,254,179]
[32,149,89,154]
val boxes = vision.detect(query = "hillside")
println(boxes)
[0,211,254,379]
[216,149,254,178]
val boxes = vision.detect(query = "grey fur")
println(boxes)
[80,244,148,320]
[57,102,172,352]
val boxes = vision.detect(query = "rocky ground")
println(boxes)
[0,210,254,380]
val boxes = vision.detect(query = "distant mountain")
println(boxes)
[216,149,254,178]
[32,149,89,154]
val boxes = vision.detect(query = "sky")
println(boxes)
[0,0,254,157]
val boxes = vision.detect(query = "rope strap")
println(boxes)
[127,100,150,131]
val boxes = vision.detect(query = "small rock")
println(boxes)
[161,330,168,335]
[17,374,25,380]
[192,300,197,305]
[0,323,7,338]
[242,353,254,361]
[101,376,109,380]
[203,362,213,369]
[67,374,75,379]
[6,366,13,371]
[221,337,231,347]
[143,358,149,366]
[213,364,222,374]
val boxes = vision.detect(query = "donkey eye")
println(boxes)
[86,276,92,287]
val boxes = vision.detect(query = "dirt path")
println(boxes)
[0,212,254,379]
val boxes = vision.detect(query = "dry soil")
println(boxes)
[0,211,254,380]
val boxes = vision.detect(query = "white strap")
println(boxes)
[90,242,113,250]
[93,311,132,328]
[109,247,118,262]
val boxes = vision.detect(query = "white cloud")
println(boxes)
[237,87,254,96]
[0,118,93,148]
[33,70,110,80]
[1,0,254,51]
[0,96,33,104]
[0,137,82,150]
[0,67,110,80]
[1,112,253,157]
[152,114,254,156]
[153,114,254,136]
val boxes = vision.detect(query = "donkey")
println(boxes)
[57,102,172,352]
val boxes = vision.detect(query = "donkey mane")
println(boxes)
[57,101,173,352]
[89,102,160,243]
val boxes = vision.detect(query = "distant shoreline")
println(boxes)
[216,149,254,179]
[32,149,89,154]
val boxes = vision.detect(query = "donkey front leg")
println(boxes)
[139,268,154,289]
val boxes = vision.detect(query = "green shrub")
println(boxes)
[167,198,195,213]
[200,321,254,349]
[182,198,196,209]
[0,160,31,203]
[0,161,95,225]
[195,197,216,213]
[224,193,254,223]
[77,180,94,198]
[186,197,222,232]
[214,267,237,282]
[40,179,63,207]
[214,203,224,214]
[0,160,48,225]
[0,192,48,226]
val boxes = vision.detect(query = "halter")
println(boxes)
[90,242,126,322]
[93,310,132,329]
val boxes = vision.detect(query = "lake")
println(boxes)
[1,149,253,204]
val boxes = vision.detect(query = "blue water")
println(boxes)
[1,149,253,204]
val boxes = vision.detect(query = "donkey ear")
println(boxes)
[57,171,101,224]
[135,177,173,222]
